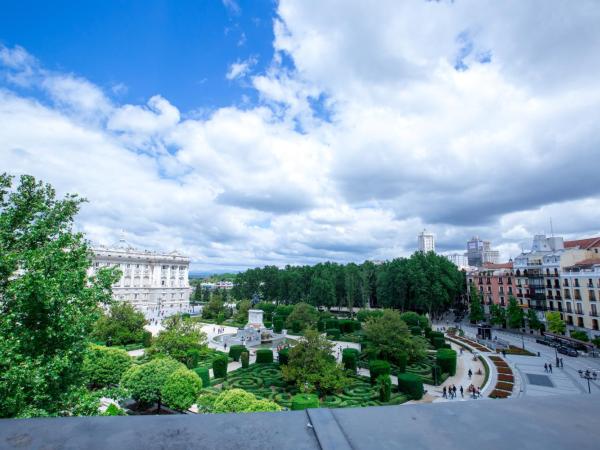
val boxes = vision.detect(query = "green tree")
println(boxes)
[0,174,120,418]
[282,329,347,395]
[527,309,543,331]
[545,311,566,334]
[201,287,211,303]
[234,299,252,324]
[363,309,427,364]
[161,368,203,411]
[506,296,524,329]
[469,289,485,323]
[148,315,207,366]
[285,302,319,331]
[82,344,132,389]
[202,294,225,320]
[212,389,281,413]
[399,311,429,329]
[121,357,185,412]
[91,302,149,346]
[308,276,335,308]
[570,330,589,342]
[489,304,506,327]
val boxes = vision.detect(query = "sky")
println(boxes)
[1,0,600,273]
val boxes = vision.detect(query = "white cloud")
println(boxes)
[226,56,257,80]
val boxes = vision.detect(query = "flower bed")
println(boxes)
[495,381,514,391]
[489,389,511,399]
[450,335,491,352]
[498,374,514,383]
[488,355,514,399]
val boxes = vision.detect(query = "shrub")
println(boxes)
[429,331,444,342]
[342,348,359,371]
[213,389,281,413]
[325,319,340,331]
[83,344,132,389]
[410,326,422,336]
[397,373,424,400]
[436,348,457,376]
[291,393,319,410]
[369,360,391,385]
[570,330,589,342]
[356,309,384,322]
[377,375,391,402]
[278,348,290,365]
[212,356,228,379]
[161,368,203,411]
[395,351,408,373]
[432,336,446,349]
[228,345,246,362]
[256,349,274,364]
[317,319,326,332]
[241,351,249,368]
[339,319,360,333]
[431,364,442,385]
[291,320,302,334]
[326,328,340,340]
[273,317,284,333]
[193,367,210,388]
[593,337,600,348]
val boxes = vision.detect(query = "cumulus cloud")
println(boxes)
[2,0,600,270]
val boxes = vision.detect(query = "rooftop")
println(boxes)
[564,237,600,250]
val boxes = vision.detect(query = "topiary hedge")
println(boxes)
[369,360,391,385]
[429,331,444,342]
[395,351,408,373]
[410,326,422,336]
[256,349,274,364]
[273,317,284,333]
[339,319,361,333]
[229,345,246,362]
[436,348,457,376]
[432,336,446,349]
[193,367,210,388]
[397,373,423,400]
[326,328,341,340]
[377,375,391,402]
[212,356,228,379]
[291,393,320,410]
[278,348,290,365]
[342,348,360,371]
[241,351,249,369]
[325,319,340,331]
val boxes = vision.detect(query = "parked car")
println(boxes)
[557,346,578,357]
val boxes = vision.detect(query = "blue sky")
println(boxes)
[0,0,276,112]
[1,0,600,272]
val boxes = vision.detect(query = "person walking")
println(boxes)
[560,358,564,368]
[460,385,464,398]
[468,369,472,379]
[452,385,457,398]
[544,363,548,372]
[442,386,447,399]
[549,363,552,373]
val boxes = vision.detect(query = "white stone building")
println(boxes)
[88,238,191,310]
[444,253,469,270]
[418,230,435,253]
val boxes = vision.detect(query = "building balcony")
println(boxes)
[590,311,599,317]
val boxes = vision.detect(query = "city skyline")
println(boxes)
[2,0,600,272]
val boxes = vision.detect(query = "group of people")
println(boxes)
[544,363,553,373]
[442,385,463,399]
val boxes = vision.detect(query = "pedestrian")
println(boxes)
[544,363,548,372]
[468,369,472,379]
[549,363,552,373]
[460,385,464,398]
[442,386,447,398]
[556,356,560,367]
[560,358,564,368]
[452,385,457,398]
[502,349,506,357]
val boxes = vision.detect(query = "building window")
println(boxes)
[161,280,165,286]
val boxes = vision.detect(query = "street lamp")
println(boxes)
[578,369,598,394]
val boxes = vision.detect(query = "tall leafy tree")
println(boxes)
[0,174,120,417]
[469,289,485,323]
[489,304,506,327]
[91,301,148,346]
[545,311,566,334]
[506,296,524,329]
[527,309,543,331]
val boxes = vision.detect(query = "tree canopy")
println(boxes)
[148,315,207,366]
[91,301,149,346]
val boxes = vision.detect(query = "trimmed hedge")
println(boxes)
[229,345,246,362]
[325,319,340,331]
[436,348,457,376]
[193,367,210,388]
[410,326,422,336]
[256,349,274,364]
[369,360,391,385]
[317,319,327,332]
[278,348,290,365]
[326,328,341,340]
[429,331,444,341]
[290,320,302,334]
[432,336,446,349]
[212,356,228,379]
[395,351,408,373]
[378,375,391,402]
[273,317,284,333]
[339,319,361,333]
[342,348,360,371]
[241,351,249,369]
[291,393,319,410]
[431,364,441,385]
[397,373,423,400]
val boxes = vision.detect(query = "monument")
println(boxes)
[214,308,289,349]
[248,309,264,329]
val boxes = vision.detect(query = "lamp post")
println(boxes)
[578,369,598,394]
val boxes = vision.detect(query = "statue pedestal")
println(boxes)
[248,309,264,329]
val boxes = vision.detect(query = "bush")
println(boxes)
[369,360,391,385]
[431,364,442,385]
[212,356,228,379]
[410,326,422,336]
[432,336,446,349]
[377,375,391,402]
[161,368,203,411]
[339,319,360,333]
[213,389,281,413]
[326,328,340,340]
[241,351,249,368]
[278,348,290,365]
[570,330,589,342]
[356,309,384,322]
[228,345,246,362]
[429,331,444,342]
[436,348,457,376]
[193,367,210,388]
[291,321,302,334]
[273,317,284,333]
[397,373,423,400]
[317,319,326,332]
[291,393,319,410]
[593,337,600,348]
[325,319,339,331]
[395,351,407,373]
[256,349,274,364]
[120,357,185,408]
[83,344,132,389]
[342,348,359,371]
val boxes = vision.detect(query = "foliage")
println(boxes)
[469,289,485,323]
[202,295,226,320]
[103,403,126,416]
[342,348,359,372]
[527,309,543,331]
[278,348,290,365]
[256,349,274,364]
[326,328,341,340]
[285,302,319,332]
[148,315,207,366]
[92,302,148,347]
[196,391,219,413]
[369,360,391,385]
[212,389,281,413]
[489,304,506,326]
[592,337,600,348]
[377,375,391,402]
[291,393,319,410]
[82,344,132,389]
[399,312,429,329]
[273,317,284,333]
[212,356,228,379]
[506,297,524,329]
[161,368,203,411]
[282,329,347,395]
[397,373,424,400]
[234,299,252,324]
[241,351,250,368]
[570,330,589,342]
[193,367,210,388]
[120,357,185,409]
[229,345,246,362]
[362,309,427,364]
[545,311,566,334]
[357,309,384,322]
[0,174,121,418]
[436,348,457,376]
